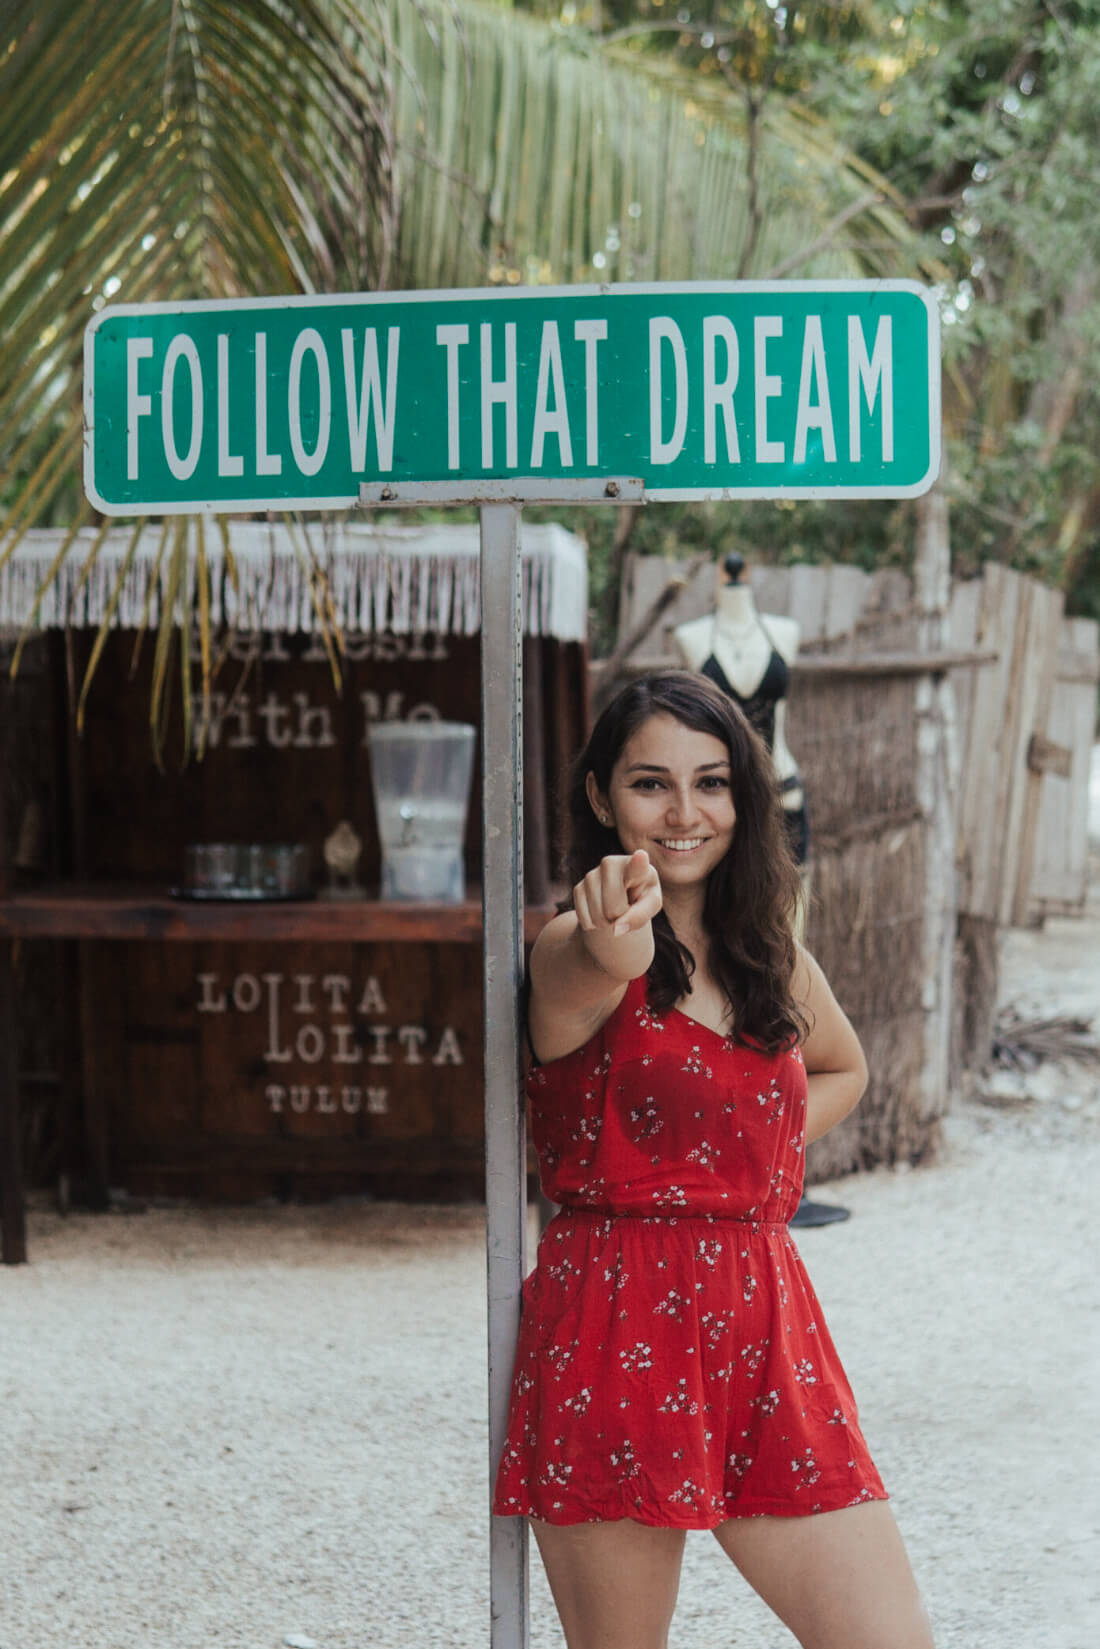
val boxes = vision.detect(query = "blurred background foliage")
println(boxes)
[2,0,1098,672]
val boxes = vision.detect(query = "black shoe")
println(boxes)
[790,1196,851,1228]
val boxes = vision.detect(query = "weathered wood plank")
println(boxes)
[1007,578,1064,926]
[947,576,982,829]
[786,564,831,643]
[955,564,1021,920]
[1027,615,1100,916]
[821,564,870,641]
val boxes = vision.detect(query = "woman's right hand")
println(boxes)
[573,849,662,939]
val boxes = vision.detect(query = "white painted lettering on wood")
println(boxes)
[199,971,464,1117]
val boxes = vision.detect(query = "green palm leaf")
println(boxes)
[1,0,927,747]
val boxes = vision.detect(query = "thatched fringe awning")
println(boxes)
[0,521,588,640]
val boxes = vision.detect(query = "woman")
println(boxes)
[491,671,935,1649]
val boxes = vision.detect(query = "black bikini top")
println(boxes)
[701,629,789,752]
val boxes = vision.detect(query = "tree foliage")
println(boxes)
[521,0,1100,631]
[802,0,1100,616]
[4,0,1095,691]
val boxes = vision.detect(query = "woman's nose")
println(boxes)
[664,786,698,824]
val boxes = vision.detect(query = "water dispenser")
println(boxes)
[367,721,476,902]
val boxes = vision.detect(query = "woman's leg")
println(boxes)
[712,1500,935,1649]
[529,1516,687,1649]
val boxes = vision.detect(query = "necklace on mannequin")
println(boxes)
[711,612,762,663]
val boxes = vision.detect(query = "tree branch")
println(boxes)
[763,191,884,279]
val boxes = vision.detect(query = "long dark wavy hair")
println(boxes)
[559,670,808,1052]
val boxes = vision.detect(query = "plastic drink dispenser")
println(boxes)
[367,721,476,901]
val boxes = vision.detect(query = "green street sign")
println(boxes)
[84,281,940,514]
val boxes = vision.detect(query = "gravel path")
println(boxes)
[3,870,1098,1649]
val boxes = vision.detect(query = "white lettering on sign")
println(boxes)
[217,335,244,477]
[753,316,784,463]
[432,1026,463,1066]
[480,321,518,468]
[530,321,572,468]
[300,630,449,665]
[297,1024,325,1063]
[192,688,439,752]
[649,318,688,465]
[573,319,607,465]
[439,318,608,473]
[342,327,400,472]
[126,338,154,479]
[848,315,894,462]
[288,328,331,475]
[397,1025,427,1063]
[436,323,469,469]
[254,333,282,475]
[331,1023,361,1064]
[196,972,228,1013]
[121,324,408,482]
[267,1083,389,1115]
[702,316,740,465]
[197,972,465,1079]
[322,974,351,1014]
[358,976,388,1014]
[162,335,204,480]
[262,972,291,1063]
[233,974,262,1013]
[359,693,441,736]
[793,317,837,465]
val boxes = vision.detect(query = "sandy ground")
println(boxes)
[2,855,1099,1646]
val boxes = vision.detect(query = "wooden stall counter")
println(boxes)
[0,885,560,1264]
[0,883,557,944]
[0,521,591,1264]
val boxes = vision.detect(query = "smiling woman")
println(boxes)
[556,669,809,1055]
[491,669,934,1649]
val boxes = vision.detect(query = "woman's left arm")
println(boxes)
[793,946,869,1146]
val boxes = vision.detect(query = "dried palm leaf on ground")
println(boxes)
[992,1009,1100,1071]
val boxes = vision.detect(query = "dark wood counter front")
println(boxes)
[0,886,561,1263]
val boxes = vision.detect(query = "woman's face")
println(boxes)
[587,711,736,888]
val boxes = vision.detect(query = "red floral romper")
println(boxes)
[491,975,889,1528]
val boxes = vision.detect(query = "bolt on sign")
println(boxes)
[84,280,941,513]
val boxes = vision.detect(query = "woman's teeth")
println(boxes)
[658,838,705,851]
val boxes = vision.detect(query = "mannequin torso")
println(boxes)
[673,582,803,792]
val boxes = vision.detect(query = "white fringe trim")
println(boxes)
[0,522,588,641]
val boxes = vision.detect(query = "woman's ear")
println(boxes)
[585,771,611,827]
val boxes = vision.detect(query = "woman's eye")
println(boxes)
[628,776,727,792]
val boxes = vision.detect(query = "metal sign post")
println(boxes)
[478,498,530,1649]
